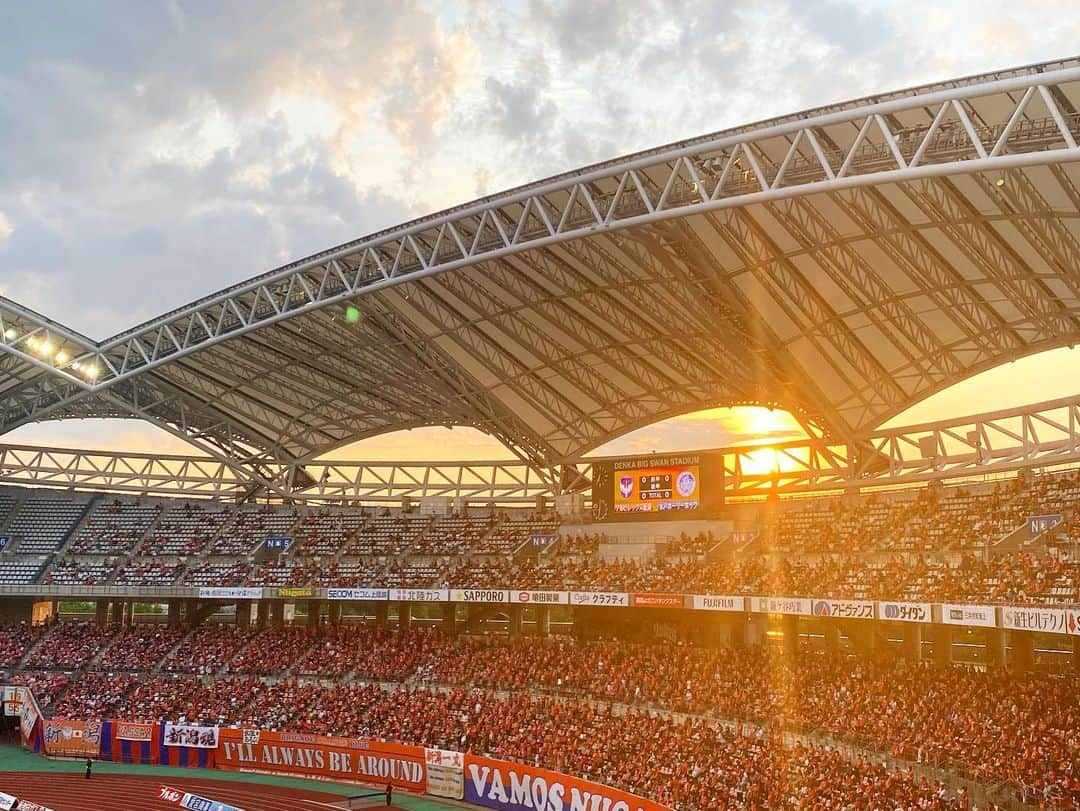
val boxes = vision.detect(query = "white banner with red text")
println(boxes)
[425,748,465,799]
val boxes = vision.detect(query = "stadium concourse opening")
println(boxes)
[4,56,1080,811]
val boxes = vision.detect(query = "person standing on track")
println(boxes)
[385,781,392,806]
[85,757,92,779]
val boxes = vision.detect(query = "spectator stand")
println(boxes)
[5,491,95,555]
[208,505,299,558]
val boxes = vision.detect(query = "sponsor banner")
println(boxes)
[391,588,449,603]
[428,763,465,800]
[753,596,810,616]
[426,748,465,800]
[0,791,14,811]
[217,729,426,792]
[115,721,155,742]
[1068,610,1080,636]
[528,534,558,550]
[1028,514,1063,535]
[1001,606,1068,634]
[158,785,244,811]
[508,590,568,605]
[877,601,932,623]
[942,604,997,628]
[811,599,875,619]
[464,753,671,811]
[164,723,219,749]
[17,687,38,740]
[631,593,685,609]
[691,595,746,612]
[277,587,313,599]
[15,803,54,811]
[43,718,102,757]
[450,589,508,604]
[326,588,389,601]
[570,591,630,607]
[197,587,263,600]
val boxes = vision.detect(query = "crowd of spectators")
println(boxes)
[19,546,1080,605]
[42,560,115,586]
[0,622,42,668]
[7,671,69,708]
[67,500,161,556]
[112,560,183,586]
[23,622,115,669]
[225,627,320,675]
[162,623,253,675]
[97,624,186,671]
[8,618,1079,807]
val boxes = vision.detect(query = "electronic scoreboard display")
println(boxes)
[591,452,721,521]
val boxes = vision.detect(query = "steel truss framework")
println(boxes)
[3,59,1080,498]
[3,394,1080,503]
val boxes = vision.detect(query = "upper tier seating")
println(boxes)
[344,513,430,556]
[140,502,233,556]
[68,500,161,555]
[7,494,90,554]
[210,507,298,556]
[0,556,48,585]
[293,511,365,557]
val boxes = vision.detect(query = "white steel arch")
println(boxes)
[3,57,1080,478]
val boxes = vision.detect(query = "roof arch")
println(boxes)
[2,56,1080,474]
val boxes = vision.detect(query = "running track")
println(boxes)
[0,772,404,810]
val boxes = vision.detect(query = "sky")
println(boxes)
[1,1,1079,461]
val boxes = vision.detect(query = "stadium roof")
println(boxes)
[3,56,1080,481]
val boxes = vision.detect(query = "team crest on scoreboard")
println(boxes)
[618,477,634,499]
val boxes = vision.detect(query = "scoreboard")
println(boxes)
[591,452,720,521]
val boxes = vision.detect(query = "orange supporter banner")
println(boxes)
[463,753,672,811]
[216,729,426,793]
[42,718,102,758]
